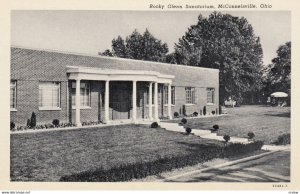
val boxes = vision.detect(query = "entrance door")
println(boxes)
[110,82,131,120]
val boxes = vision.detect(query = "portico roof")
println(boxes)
[67,66,174,83]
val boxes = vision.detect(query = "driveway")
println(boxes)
[166,150,290,182]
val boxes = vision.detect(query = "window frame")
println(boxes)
[10,80,17,111]
[207,88,215,104]
[185,87,196,104]
[39,81,61,110]
[71,81,91,109]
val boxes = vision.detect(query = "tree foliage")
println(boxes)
[263,41,291,94]
[101,29,168,62]
[173,12,264,103]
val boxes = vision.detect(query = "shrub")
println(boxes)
[181,118,187,124]
[223,134,230,143]
[30,112,36,128]
[223,141,264,157]
[212,111,216,115]
[52,119,60,127]
[173,112,179,118]
[193,112,198,117]
[182,105,186,116]
[26,119,31,127]
[211,125,219,132]
[273,133,290,145]
[10,122,15,130]
[185,127,192,134]
[150,122,159,128]
[247,132,255,140]
[203,106,206,116]
[59,141,263,182]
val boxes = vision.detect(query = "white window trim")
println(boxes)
[184,103,196,106]
[39,107,62,111]
[207,88,215,104]
[185,87,196,104]
[163,104,176,107]
[39,81,61,110]
[72,106,92,110]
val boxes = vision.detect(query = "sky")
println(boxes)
[11,10,291,65]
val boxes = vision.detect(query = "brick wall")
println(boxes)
[11,47,219,126]
[10,80,69,126]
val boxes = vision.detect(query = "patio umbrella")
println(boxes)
[270,92,288,98]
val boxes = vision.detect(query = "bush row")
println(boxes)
[60,141,264,182]
[10,119,103,131]
[173,106,219,119]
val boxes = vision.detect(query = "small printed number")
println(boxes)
[273,184,288,187]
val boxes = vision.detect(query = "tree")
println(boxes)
[264,42,291,93]
[100,29,168,62]
[112,36,127,58]
[173,12,264,104]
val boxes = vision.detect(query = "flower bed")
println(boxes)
[11,121,103,132]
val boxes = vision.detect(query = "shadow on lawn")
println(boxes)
[176,141,222,153]
[264,112,290,118]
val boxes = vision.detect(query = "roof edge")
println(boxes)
[11,45,219,72]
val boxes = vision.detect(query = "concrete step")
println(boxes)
[201,134,224,141]
[230,137,249,143]
[160,123,184,132]
[193,129,212,136]
[201,132,217,137]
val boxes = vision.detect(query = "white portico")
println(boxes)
[67,66,174,126]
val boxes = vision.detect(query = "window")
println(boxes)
[72,82,91,107]
[39,82,60,109]
[185,87,195,104]
[10,80,17,109]
[207,88,215,104]
[163,86,176,105]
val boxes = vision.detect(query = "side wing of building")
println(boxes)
[10,47,219,126]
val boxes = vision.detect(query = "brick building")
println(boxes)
[10,47,219,126]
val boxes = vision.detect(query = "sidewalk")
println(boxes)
[162,149,290,182]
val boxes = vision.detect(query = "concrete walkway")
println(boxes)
[159,122,250,144]
[159,122,290,151]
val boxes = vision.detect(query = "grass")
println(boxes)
[167,105,290,144]
[11,124,223,181]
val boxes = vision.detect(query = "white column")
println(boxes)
[168,83,172,119]
[132,80,137,123]
[154,82,159,121]
[75,79,81,126]
[105,80,110,124]
[148,82,153,120]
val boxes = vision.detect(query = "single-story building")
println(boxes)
[10,46,219,126]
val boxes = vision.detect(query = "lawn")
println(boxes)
[11,124,223,181]
[169,105,290,144]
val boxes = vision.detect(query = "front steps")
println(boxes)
[159,122,249,144]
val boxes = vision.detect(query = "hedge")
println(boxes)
[60,141,263,182]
